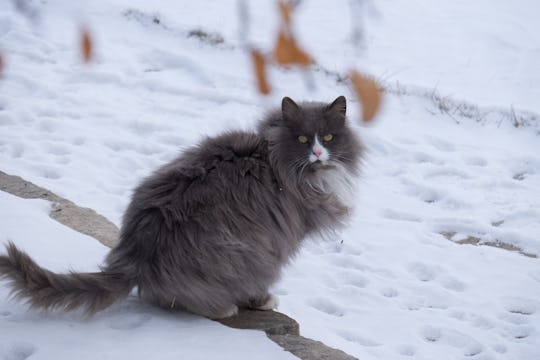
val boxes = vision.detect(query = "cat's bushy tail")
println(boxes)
[0,242,134,315]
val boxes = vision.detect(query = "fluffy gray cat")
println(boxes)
[0,96,362,319]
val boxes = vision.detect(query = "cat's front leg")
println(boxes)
[208,304,239,319]
[248,293,280,311]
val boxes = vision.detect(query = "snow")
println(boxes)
[1,0,540,359]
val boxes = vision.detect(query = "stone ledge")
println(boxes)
[0,170,358,360]
[270,334,358,360]
[0,170,119,248]
[218,309,300,336]
[219,310,358,359]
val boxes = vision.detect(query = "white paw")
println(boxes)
[212,305,239,319]
[255,294,279,311]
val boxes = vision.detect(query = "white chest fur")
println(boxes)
[307,162,358,211]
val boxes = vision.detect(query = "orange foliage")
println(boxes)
[0,52,4,77]
[273,30,312,67]
[81,28,93,63]
[251,49,271,95]
[247,1,383,123]
[349,70,382,123]
[277,0,292,28]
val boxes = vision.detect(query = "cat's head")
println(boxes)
[260,96,362,181]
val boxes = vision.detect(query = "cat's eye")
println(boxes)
[322,134,334,142]
[297,135,308,144]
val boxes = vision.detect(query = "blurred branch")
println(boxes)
[11,0,40,21]
[236,0,250,49]
[348,0,366,53]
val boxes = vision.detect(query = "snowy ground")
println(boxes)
[1,0,539,359]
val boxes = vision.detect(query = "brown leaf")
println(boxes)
[274,30,312,67]
[278,0,292,29]
[81,28,93,63]
[251,49,271,95]
[349,70,382,122]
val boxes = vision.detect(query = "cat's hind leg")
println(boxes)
[139,287,239,319]
[176,300,239,320]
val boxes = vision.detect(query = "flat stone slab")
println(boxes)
[0,170,119,248]
[218,309,300,336]
[49,201,119,248]
[0,170,64,203]
[219,309,358,359]
[270,334,358,360]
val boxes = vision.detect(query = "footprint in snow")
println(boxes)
[344,276,369,289]
[498,298,538,332]
[38,166,62,180]
[401,178,444,204]
[492,343,507,354]
[407,264,469,303]
[44,143,70,156]
[407,262,439,282]
[438,275,467,292]
[465,156,488,167]
[420,326,483,356]
[337,329,380,347]
[2,342,36,360]
[426,137,456,152]
[307,297,346,317]
[448,309,495,330]
[505,325,534,340]
[336,269,369,289]
[499,311,531,326]
[327,254,365,271]
[381,209,422,223]
[422,167,472,180]
[421,325,442,342]
[502,297,537,316]
[395,136,417,146]
[318,271,365,292]
[380,287,399,298]
[410,151,443,165]
[405,287,455,311]
[395,344,416,356]
[127,120,172,136]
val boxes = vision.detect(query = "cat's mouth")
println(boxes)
[308,159,335,171]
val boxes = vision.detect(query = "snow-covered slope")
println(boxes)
[1,1,539,359]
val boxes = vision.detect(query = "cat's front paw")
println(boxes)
[209,305,239,319]
[251,294,279,311]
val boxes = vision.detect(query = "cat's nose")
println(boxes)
[313,149,323,158]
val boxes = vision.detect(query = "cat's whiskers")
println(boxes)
[331,152,354,164]
[286,156,310,180]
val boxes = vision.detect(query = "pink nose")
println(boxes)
[313,149,322,158]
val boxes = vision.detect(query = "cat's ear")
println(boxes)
[327,96,347,116]
[282,96,300,121]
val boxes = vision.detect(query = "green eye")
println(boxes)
[297,135,308,144]
[323,134,333,142]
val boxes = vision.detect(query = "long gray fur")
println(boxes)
[0,96,362,318]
